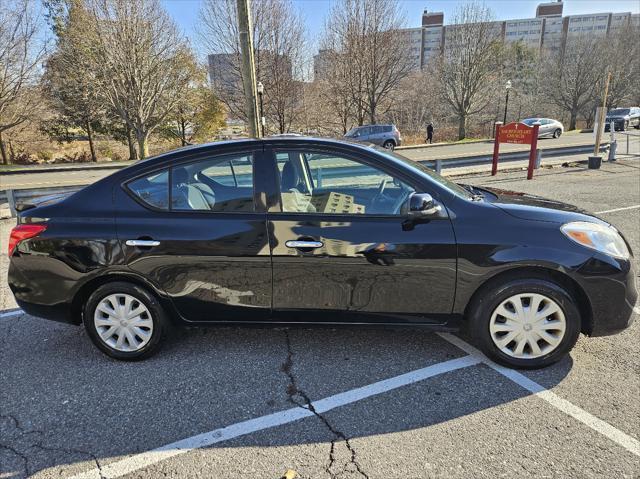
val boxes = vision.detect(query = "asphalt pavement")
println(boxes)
[1,159,639,478]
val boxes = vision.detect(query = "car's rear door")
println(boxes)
[115,146,272,323]
[265,144,457,325]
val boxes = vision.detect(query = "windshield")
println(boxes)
[345,128,359,137]
[609,109,630,116]
[522,119,540,126]
[371,146,472,199]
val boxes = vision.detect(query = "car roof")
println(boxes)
[132,136,382,167]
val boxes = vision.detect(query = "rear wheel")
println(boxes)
[382,140,395,150]
[468,277,581,369]
[84,282,168,360]
[553,128,562,138]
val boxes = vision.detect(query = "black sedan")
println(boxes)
[604,107,640,131]
[7,138,637,368]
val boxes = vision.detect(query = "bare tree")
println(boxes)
[0,0,46,164]
[433,2,503,140]
[543,35,605,131]
[600,24,640,109]
[198,0,306,133]
[86,0,194,158]
[322,0,412,125]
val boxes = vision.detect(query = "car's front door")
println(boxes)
[116,147,272,323]
[266,146,457,324]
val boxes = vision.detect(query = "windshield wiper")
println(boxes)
[461,184,485,201]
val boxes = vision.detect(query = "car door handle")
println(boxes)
[285,240,323,249]
[126,239,161,247]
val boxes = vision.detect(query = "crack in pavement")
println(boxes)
[0,413,105,479]
[280,330,369,479]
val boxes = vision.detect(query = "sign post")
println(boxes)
[492,121,540,180]
[491,122,502,176]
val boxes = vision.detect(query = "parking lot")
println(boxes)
[1,158,639,479]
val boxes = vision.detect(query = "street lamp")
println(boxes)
[503,80,512,125]
[256,81,265,137]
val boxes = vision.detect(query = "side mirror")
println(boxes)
[407,193,441,217]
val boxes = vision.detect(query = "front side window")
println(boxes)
[128,170,169,210]
[171,154,254,212]
[276,150,415,216]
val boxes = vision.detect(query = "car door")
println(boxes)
[115,147,272,323]
[265,145,457,324]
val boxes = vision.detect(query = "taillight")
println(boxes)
[8,224,47,256]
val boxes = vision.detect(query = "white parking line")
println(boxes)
[595,205,640,214]
[0,308,22,318]
[68,355,480,479]
[438,333,640,458]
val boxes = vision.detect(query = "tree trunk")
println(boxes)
[137,131,149,159]
[126,125,137,161]
[86,120,97,162]
[458,114,467,140]
[8,141,16,163]
[0,130,7,165]
[180,117,187,146]
[569,110,577,131]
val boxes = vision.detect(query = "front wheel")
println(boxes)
[468,277,581,369]
[83,282,168,360]
[382,140,395,150]
[553,128,562,139]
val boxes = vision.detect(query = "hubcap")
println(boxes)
[489,293,566,359]
[94,293,153,352]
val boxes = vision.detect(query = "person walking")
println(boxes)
[426,123,434,144]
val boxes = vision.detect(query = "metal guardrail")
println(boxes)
[0,142,610,219]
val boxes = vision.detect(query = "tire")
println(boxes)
[553,128,562,139]
[382,140,395,150]
[468,277,581,369]
[83,281,168,360]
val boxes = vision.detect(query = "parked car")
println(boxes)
[604,107,640,132]
[344,124,402,149]
[522,118,564,138]
[8,138,636,368]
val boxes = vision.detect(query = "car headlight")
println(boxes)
[561,221,629,259]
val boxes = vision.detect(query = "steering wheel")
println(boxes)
[391,185,414,215]
[371,179,389,206]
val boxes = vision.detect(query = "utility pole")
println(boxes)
[236,0,260,138]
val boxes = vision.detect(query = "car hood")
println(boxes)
[476,186,606,224]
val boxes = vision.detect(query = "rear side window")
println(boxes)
[383,125,392,132]
[128,170,169,210]
[171,154,254,212]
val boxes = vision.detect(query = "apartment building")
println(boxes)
[386,1,638,73]
[208,51,293,92]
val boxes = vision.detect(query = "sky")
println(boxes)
[162,0,640,57]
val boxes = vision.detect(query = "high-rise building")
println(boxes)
[310,1,638,75]
[208,51,293,91]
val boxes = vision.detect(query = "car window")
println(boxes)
[610,108,630,115]
[383,125,392,133]
[276,150,415,216]
[170,154,254,212]
[127,170,169,210]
